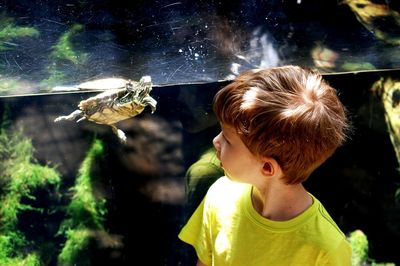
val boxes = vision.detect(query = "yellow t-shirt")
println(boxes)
[179,177,352,266]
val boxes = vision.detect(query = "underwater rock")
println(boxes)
[139,179,185,204]
[372,77,400,165]
[14,98,90,178]
[345,0,400,45]
[112,114,184,178]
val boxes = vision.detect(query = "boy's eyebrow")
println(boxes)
[221,126,234,139]
[222,131,230,140]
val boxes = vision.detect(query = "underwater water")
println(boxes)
[1,71,400,265]
[1,0,400,265]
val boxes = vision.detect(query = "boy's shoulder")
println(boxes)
[306,195,350,252]
[207,176,249,196]
[312,196,345,235]
[205,176,250,208]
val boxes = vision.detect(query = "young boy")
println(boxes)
[178,65,352,265]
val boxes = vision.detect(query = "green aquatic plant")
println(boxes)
[349,230,369,265]
[341,62,376,72]
[58,228,93,266]
[40,69,67,92]
[49,24,87,65]
[0,15,39,94]
[348,230,395,266]
[41,24,88,90]
[0,15,39,51]
[57,139,107,266]
[0,119,61,265]
[0,78,26,94]
[60,139,106,229]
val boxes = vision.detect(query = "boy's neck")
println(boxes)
[251,181,313,221]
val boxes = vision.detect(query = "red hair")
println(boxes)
[213,65,349,184]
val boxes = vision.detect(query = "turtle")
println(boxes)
[54,76,157,143]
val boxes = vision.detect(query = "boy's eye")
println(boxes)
[222,133,230,144]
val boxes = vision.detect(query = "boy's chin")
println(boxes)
[225,172,234,180]
[225,173,247,184]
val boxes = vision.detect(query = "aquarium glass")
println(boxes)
[1,0,400,96]
[1,0,400,265]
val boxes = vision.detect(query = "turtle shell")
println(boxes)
[78,87,146,125]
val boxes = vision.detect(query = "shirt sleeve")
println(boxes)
[178,198,213,266]
[320,238,352,266]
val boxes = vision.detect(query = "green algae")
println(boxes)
[0,15,39,52]
[349,230,369,266]
[58,228,93,266]
[40,69,68,92]
[0,114,61,266]
[348,230,395,266]
[341,62,376,72]
[49,24,87,65]
[41,24,88,91]
[57,139,108,266]
[0,14,39,94]
[0,78,26,94]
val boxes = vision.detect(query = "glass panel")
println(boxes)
[1,1,400,265]
[1,0,400,96]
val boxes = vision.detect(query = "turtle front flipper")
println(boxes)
[54,109,83,122]
[111,124,127,143]
[143,96,157,113]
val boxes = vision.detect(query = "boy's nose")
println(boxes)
[213,133,221,151]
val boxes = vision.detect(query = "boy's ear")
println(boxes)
[261,157,280,177]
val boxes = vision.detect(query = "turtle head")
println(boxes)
[139,76,152,94]
[125,76,152,94]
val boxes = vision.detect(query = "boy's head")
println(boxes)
[213,65,349,184]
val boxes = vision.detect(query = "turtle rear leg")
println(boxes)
[111,124,127,143]
[54,110,83,122]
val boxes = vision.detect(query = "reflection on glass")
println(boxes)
[0,0,400,96]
